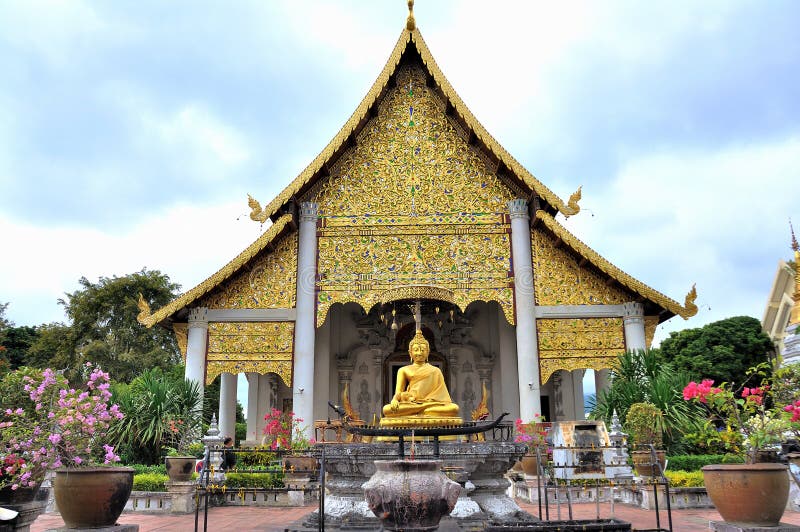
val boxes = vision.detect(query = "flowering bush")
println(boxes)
[514,414,548,449]
[261,408,314,450]
[683,364,789,462]
[0,364,125,490]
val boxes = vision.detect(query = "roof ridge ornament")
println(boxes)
[790,219,800,325]
[682,283,698,319]
[406,0,416,31]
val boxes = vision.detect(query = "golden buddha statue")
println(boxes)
[379,329,461,429]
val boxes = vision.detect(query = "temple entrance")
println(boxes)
[382,323,449,405]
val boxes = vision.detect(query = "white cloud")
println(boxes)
[0,200,265,326]
[560,136,800,344]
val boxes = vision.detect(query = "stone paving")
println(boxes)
[30,502,800,532]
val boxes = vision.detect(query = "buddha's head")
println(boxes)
[408,330,430,363]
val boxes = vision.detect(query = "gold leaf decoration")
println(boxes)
[537,317,625,383]
[206,322,294,387]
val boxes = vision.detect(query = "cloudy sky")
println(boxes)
[1,0,799,351]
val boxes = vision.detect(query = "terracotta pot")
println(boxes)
[702,463,789,526]
[0,485,39,505]
[165,456,196,481]
[53,466,134,528]
[363,460,460,531]
[631,450,666,477]
[0,485,48,531]
[521,454,541,476]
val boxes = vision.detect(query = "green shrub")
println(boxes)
[625,402,664,448]
[664,470,704,487]
[133,473,169,492]
[667,454,744,471]
[128,463,168,475]
[225,472,284,489]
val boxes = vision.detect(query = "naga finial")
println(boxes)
[136,293,152,325]
[681,283,698,319]
[406,0,416,31]
[247,194,270,223]
[791,219,799,252]
[562,185,582,218]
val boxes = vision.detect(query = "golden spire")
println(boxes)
[406,0,416,31]
[791,220,800,325]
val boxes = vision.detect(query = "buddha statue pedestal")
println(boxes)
[377,415,465,441]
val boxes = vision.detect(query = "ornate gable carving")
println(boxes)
[199,232,298,309]
[311,64,515,325]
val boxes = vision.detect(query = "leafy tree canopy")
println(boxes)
[0,302,10,331]
[56,268,181,382]
[658,316,774,387]
[0,325,40,371]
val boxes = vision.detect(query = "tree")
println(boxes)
[0,302,10,331]
[659,316,774,387]
[26,323,75,369]
[0,325,40,370]
[58,268,181,382]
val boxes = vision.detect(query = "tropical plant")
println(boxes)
[107,368,201,464]
[0,364,124,490]
[262,409,313,450]
[514,414,548,448]
[590,349,699,453]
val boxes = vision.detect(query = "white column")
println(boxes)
[622,302,646,352]
[508,199,542,421]
[218,372,238,442]
[256,374,273,440]
[186,307,209,409]
[572,369,585,420]
[293,202,319,438]
[245,373,260,443]
[595,369,611,399]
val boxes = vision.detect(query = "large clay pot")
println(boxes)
[165,456,196,481]
[0,485,48,532]
[363,460,461,532]
[520,454,540,476]
[702,463,789,526]
[53,467,134,528]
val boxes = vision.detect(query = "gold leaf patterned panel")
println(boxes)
[173,323,188,362]
[644,316,659,348]
[531,227,635,306]
[311,64,515,324]
[206,322,294,387]
[200,232,297,309]
[537,318,625,383]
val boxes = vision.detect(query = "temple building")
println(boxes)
[138,7,697,441]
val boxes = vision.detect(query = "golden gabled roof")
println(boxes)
[251,26,580,224]
[534,210,697,320]
[140,214,293,327]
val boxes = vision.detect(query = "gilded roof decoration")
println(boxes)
[141,214,293,327]
[533,211,695,320]
[312,63,515,325]
[644,316,659,349]
[199,231,297,309]
[136,293,152,325]
[173,323,188,361]
[206,322,294,387]
[247,26,580,225]
[531,226,634,306]
[537,317,625,383]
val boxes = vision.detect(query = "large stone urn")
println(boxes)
[165,456,196,482]
[0,486,48,532]
[702,463,789,526]
[53,467,134,528]
[363,460,461,531]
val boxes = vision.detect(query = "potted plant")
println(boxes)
[262,409,317,475]
[624,402,666,477]
[513,414,549,476]
[683,363,792,526]
[163,379,203,482]
[1,364,131,529]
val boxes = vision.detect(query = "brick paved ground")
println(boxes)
[30,502,800,531]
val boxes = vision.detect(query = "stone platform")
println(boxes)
[710,521,800,532]
[306,441,528,529]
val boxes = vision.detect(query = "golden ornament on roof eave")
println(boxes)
[790,220,800,326]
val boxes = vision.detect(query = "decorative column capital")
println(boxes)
[622,302,644,325]
[188,307,209,329]
[299,202,319,223]
[507,199,529,220]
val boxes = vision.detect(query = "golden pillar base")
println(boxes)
[376,416,464,442]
